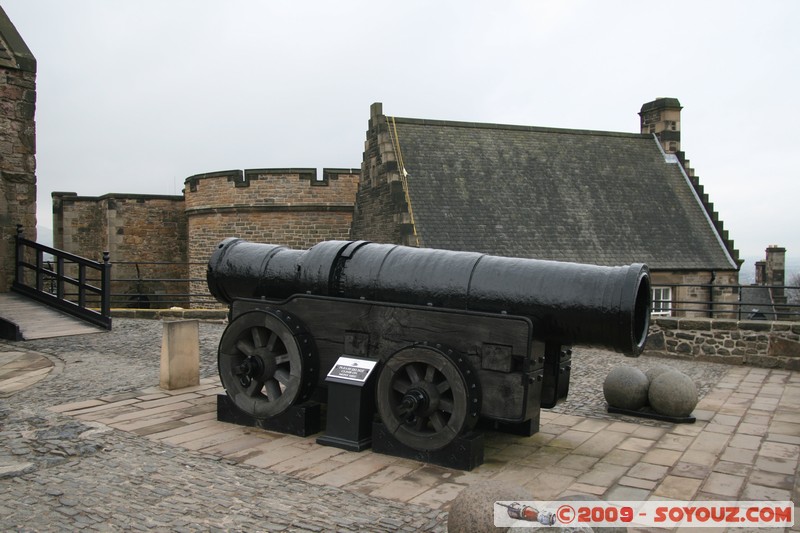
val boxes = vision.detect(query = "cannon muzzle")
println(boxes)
[208,239,651,355]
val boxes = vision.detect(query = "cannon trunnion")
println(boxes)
[208,239,651,453]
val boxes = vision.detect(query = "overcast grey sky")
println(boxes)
[3,0,799,272]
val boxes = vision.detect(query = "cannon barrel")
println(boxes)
[208,239,651,354]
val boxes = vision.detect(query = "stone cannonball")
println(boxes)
[448,479,532,533]
[603,365,649,411]
[648,370,698,418]
[644,364,673,385]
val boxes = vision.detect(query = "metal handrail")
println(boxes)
[13,226,112,329]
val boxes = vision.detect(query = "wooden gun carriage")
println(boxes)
[207,239,651,452]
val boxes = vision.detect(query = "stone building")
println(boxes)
[52,168,358,306]
[0,6,36,293]
[351,99,742,317]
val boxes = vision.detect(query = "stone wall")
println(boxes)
[52,192,188,307]
[645,317,800,370]
[185,168,358,303]
[51,167,358,308]
[0,8,36,292]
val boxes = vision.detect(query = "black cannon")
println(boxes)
[208,239,651,452]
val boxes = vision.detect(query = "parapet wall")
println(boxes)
[645,317,800,370]
[52,192,188,307]
[185,168,359,302]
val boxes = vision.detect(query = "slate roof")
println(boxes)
[391,116,738,270]
[739,286,777,320]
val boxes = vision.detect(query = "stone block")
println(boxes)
[699,344,717,356]
[739,320,772,332]
[160,320,200,390]
[785,358,800,371]
[655,317,679,330]
[678,318,711,330]
[675,342,692,354]
[742,354,782,369]
[712,319,738,330]
[768,335,800,358]
[643,330,665,351]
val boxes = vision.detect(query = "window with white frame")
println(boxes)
[651,286,673,316]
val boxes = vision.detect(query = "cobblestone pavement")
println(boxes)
[1,320,446,532]
[1,319,798,532]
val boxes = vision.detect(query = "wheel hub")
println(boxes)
[234,355,265,387]
[397,388,430,422]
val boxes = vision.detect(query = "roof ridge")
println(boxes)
[390,115,647,139]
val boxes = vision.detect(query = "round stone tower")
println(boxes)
[183,168,359,304]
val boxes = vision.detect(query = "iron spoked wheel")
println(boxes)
[376,344,481,451]
[218,310,316,419]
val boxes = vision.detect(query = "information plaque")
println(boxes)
[326,356,377,385]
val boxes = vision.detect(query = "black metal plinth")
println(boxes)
[372,421,484,471]
[479,414,540,436]
[216,394,321,437]
[607,405,696,424]
[316,378,375,451]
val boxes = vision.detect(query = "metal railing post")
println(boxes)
[14,224,24,285]
[101,251,111,318]
[36,248,44,292]
[78,263,86,308]
[56,257,64,299]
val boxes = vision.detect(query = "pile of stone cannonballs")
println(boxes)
[602,364,698,418]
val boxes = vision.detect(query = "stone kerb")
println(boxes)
[645,317,800,370]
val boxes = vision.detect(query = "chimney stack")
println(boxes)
[639,98,682,154]
[765,245,786,286]
[755,260,767,285]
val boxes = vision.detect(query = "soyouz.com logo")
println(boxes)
[494,500,795,528]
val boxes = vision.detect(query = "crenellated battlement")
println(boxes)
[184,168,359,214]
